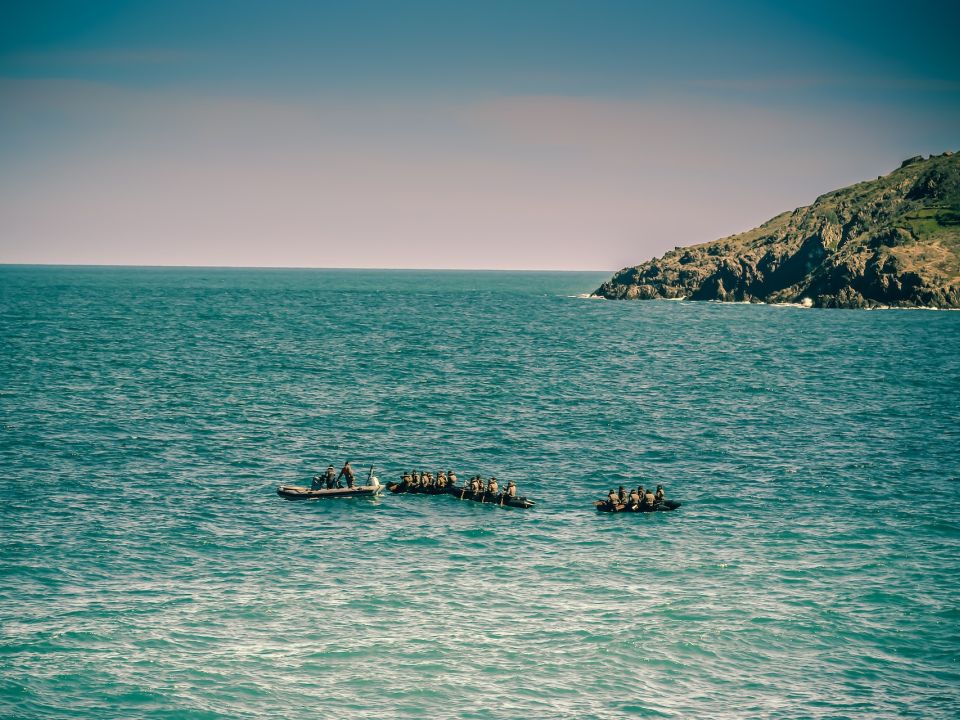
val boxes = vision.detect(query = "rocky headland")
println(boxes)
[595,152,960,308]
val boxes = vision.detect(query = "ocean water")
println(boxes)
[2,266,959,719]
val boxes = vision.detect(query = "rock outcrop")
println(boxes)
[595,152,960,308]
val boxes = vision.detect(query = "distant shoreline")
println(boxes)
[595,152,960,310]
[583,294,960,311]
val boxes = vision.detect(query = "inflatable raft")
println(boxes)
[277,482,382,500]
[595,499,681,513]
[387,482,535,509]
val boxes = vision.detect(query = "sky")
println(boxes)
[1,1,959,270]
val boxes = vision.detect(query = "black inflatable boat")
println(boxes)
[595,499,681,513]
[387,482,535,509]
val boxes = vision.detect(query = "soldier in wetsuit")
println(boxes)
[655,485,665,505]
[324,465,337,489]
[504,480,517,499]
[607,489,619,506]
[487,477,499,496]
[618,486,627,504]
[447,470,458,486]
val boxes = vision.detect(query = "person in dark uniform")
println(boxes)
[324,465,337,489]
[337,461,356,489]
[618,486,627,504]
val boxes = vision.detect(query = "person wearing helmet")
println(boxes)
[504,480,517,498]
[487,477,499,496]
[644,486,656,507]
[655,484,665,505]
[324,465,337,489]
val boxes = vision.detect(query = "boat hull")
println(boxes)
[277,484,382,500]
[595,499,681,513]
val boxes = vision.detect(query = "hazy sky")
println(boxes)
[1,0,958,270]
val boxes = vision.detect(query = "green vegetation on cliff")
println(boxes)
[596,152,960,308]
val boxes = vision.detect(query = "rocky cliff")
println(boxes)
[595,152,960,308]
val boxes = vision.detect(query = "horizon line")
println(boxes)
[0,262,616,273]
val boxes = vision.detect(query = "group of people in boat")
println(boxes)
[400,469,457,489]
[604,484,667,510]
[309,461,664,511]
[460,474,519,500]
[311,461,373,490]
[398,469,520,500]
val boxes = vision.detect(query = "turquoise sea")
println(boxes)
[2,266,959,719]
